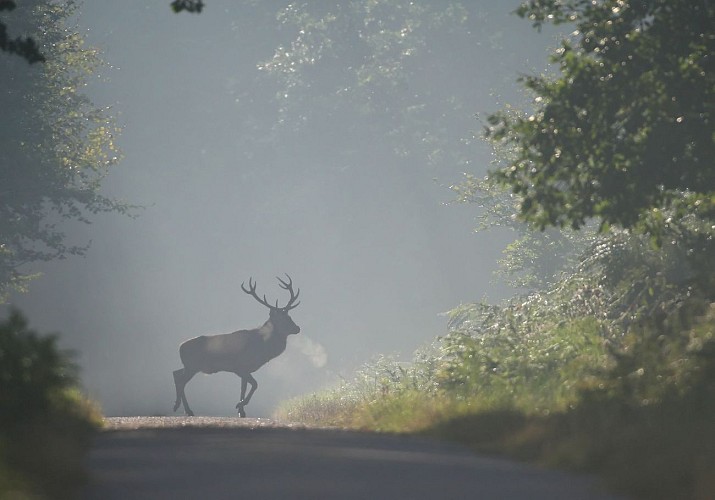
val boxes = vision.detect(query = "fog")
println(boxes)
[3,1,554,417]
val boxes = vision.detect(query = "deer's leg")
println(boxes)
[173,369,184,412]
[235,374,257,418]
[173,368,197,416]
[236,377,248,417]
[180,369,198,416]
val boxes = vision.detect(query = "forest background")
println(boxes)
[1,1,713,499]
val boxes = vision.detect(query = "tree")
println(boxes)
[487,0,715,234]
[0,0,44,63]
[244,2,527,185]
[452,135,594,291]
[0,0,126,300]
[170,0,204,14]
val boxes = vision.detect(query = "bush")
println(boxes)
[0,309,101,499]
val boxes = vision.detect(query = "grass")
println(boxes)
[423,392,715,500]
[275,301,715,500]
[279,384,715,499]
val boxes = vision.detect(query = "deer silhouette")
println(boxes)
[173,275,300,417]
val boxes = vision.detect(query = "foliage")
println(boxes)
[451,126,597,289]
[171,0,525,181]
[280,270,715,499]
[0,310,77,424]
[453,171,594,289]
[437,214,715,409]
[170,0,204,14]
[249,1,518,180]
[0,309,101,498]
[0,0,44,63]
[440,304,608,411]
[0,0,128,300]
[279,216,715,498]
[276,350,442,428]
[279,247,619,424]
[487,0,715,233]
[275,2,715,498]
[280,204,715,418]
[491,302,715,500]
[427,320,715,500]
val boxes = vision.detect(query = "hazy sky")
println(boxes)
[4,1,555,417]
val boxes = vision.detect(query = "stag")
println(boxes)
[173,275,300,417]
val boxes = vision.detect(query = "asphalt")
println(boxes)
[81,417,625,500]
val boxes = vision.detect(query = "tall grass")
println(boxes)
[278,272,615,426]
[275,256,715,499]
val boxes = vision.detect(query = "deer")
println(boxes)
[172,275,300,417]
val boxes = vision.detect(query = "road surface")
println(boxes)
[81,417,625,499]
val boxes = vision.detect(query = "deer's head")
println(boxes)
[241,275,301,335]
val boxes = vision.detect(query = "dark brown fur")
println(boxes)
[173,276,300,417]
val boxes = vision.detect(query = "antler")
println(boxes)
[277,274,300,310]
[241,278,274,309]
[241,275,300,310]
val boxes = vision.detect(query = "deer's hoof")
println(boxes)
[173,402,180,412]
[186,410,195,417]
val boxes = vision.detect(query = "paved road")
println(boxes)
[82,417,624,500]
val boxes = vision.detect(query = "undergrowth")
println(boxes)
[0,309,102,499]
[275,230,715,500]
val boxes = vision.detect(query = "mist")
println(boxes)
[3,1,555,417]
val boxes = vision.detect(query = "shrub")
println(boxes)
[0,309,101,499]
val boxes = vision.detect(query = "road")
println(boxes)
[81,417,625,500]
